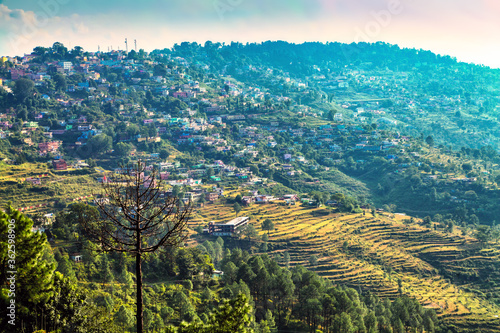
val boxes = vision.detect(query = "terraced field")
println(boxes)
[191,201,500,331]
[0,163,100,214]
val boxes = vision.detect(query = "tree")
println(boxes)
[82,161,191,333]
[195,225,204,234]
[207,167,215,178]
[233,202,242,216]
[45,272,119,332]
[423,216,432,229]
[0,206,55,331]
[283,251,290,268]
[235,194,242,203]
[14,78,35,103]
[464,190,478,201]
[475,225,491,244]
[115,305,134,328]
[364,310,378,333]
[159,149,170,160]
[99,254,114,284]
[462,163,473,172]
[114,142,133,157]
[87,134,113,156]
[52,42,68,59]
[70,45,84,58]
[176,293,254,333]
[309,254,318,268]
[56,251,76,279]
[331,312,355,333]
[243,224,258,243]
[53,73,67,91]
[261,219,274,235]
[425,135,434,147]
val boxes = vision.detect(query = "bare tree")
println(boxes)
[83,161,191,333]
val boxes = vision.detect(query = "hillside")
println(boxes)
[190,200,500,332]
[174,41,500,150]
[2,41,500,332]
[0,163,101,213]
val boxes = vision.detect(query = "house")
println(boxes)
[241,196,254,206]
[208,216,250,237]
[25,177,42,185]
[59,62,73,71]
[282,194,299,201]
[39,141,61,153]
[94,198,110,205]
[255,195,277,203]
[24,121,39,128]
[52,159,68,170]
[210,176,221,182]
[10,68,26,80]
[70,253,82,262]
[206,192,219,202]
[0,130,10,139]
[78,125,92,131]
[212,270,224,279]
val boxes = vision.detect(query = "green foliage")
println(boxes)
[0,208,117,332]
[475,225,491,244]
[0,207,54,330]
[174,293,254,333]
[261,219,274,235]
[14,78,35,103]
[53,73,67,91]
[233,202,242,216]
[114,142,134,157]
[115,304,134,328]
[176,247,214,280]
[85,134,113,156]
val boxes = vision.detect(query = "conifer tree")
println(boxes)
[0,206,55,331]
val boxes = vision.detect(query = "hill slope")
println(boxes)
[191,201,500,332]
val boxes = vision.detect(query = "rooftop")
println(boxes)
[213,216,249,226]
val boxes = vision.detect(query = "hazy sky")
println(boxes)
[1,0,499,68]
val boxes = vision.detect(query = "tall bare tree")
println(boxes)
[83,161,191,333]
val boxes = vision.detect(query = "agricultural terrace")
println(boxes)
[0,163,101,214]
[191,200,500,331]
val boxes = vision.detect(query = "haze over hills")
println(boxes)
[1,41,500,332]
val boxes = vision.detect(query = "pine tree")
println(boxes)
[331,312,355,333]
[115,305,134,328]
[0,207,55,331]
[283,251,290,268]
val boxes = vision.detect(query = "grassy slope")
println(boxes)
[0,163,101,213]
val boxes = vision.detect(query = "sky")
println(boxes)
[0,0,499,68]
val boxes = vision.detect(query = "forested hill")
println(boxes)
[169,41,500,150]
[2,40,500,332]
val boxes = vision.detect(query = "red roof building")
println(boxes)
[52,159,67,170]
